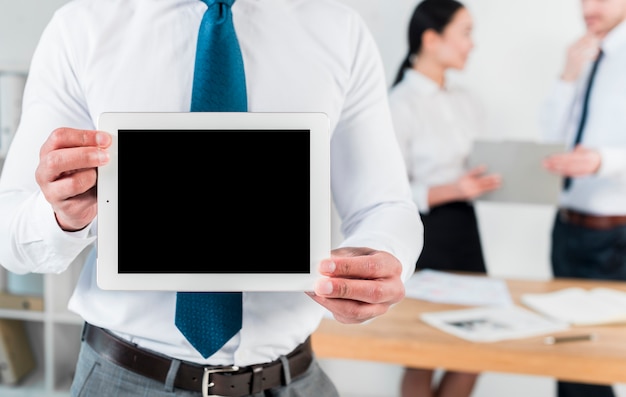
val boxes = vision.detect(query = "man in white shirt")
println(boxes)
[540,0,626,396]
[0,1,423,396]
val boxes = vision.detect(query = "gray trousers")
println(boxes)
[70,340,340,397]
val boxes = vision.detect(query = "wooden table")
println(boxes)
[312,277,626,385]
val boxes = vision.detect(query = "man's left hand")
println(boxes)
[307,247,405,324]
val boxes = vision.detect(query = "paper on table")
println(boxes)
[521,287,626,326]
[421,306,570,342]
[404,269,514,307]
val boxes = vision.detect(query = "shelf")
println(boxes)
[0,36,79,396]
[0,309,44,322]
[0,364,43,389]
[0,320,44,395]
[0,387,70,397]
[0,62,29,74]
[0,384,47,397]
[0,264,82,397]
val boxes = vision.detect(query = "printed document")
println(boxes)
[421,306,569,342]
[521,287,626,326]
[404,269,514,307]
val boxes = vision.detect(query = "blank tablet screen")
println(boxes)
[118,129,310,274]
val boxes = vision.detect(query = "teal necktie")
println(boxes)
[175,0,245,359]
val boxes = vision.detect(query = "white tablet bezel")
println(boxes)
[96,112,330,291]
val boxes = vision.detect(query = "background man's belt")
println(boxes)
[83,323,313,397]
[559,208,626,230]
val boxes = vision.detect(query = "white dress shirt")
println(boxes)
[539,20,626,216]
[0,0,422,366]
[388,69,486,213]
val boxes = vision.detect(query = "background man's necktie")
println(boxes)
[563,49,604,191]
[175,0,246,359]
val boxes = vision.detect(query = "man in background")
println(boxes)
[541,0,626,396]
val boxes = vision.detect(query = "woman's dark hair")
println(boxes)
[392,0,465,87]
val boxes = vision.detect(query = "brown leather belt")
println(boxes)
[82,323,313,397]
[559,208,626,230]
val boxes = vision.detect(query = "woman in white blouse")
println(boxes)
[389,1,501,396]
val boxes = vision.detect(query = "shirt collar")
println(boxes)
[403,68,443,95]
[602,19,626,55]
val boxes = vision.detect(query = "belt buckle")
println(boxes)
[202,365,240,397]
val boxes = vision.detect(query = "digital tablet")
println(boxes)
[96,112,330,291]
[468,139,566,206]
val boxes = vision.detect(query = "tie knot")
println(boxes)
[202,0,235,7]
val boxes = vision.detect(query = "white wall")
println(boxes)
[0,0,69,71]
[1,1,624,396]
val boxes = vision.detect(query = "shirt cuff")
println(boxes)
[413,185,429,214]
[596,147,626,178]
[32,193,96,273]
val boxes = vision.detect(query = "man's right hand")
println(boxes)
[542,144,602,179]
[35,128,112,232]
[561,33,601,82]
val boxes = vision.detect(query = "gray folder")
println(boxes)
[468,139,566,206]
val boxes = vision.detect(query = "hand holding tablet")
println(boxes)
[96,112,331,291]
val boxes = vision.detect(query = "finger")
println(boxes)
[544,160,568,174]
[320,253,402,280]
[331,246,377,258]
[478,179,501,191]
[40,128,112,156]
[313,276,404,305]
[44,168,99,202]
[543,155,568,168]
[467,165,487,176]
[53,186,98,217]
[582,33,601,48]
[542,159,565,175]
[577,34,599,52]
[306,293,387,324]
[52,187,99,231]
[36,146,109,184]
